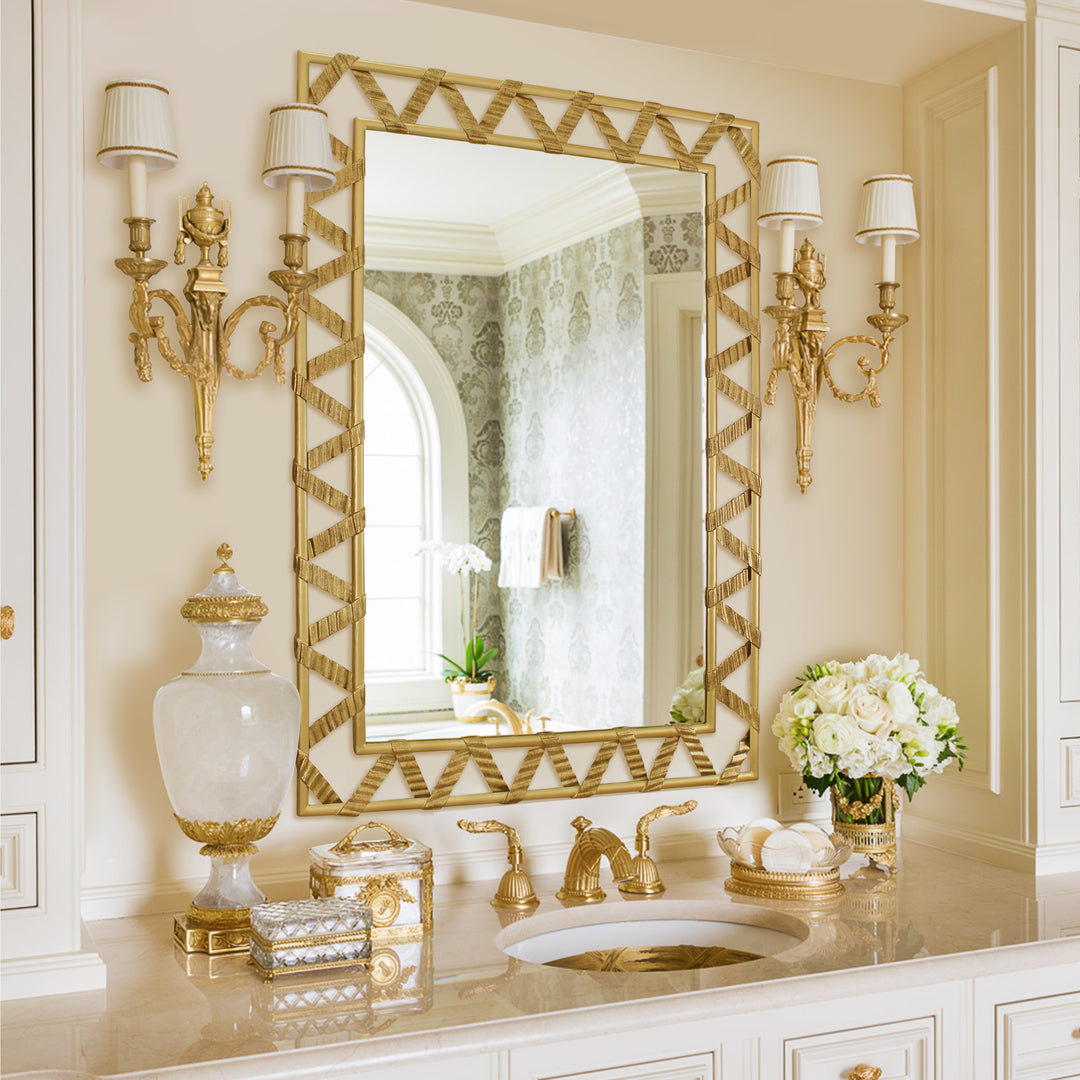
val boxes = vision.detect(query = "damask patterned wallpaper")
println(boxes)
[497,220,645,728]
[364,210,701,728]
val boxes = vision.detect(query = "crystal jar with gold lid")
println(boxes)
[153,543,300,954]
[309,822,433,943]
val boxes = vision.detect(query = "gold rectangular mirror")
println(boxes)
[292,54,761,813]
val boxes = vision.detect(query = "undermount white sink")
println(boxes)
[497,899,807,971]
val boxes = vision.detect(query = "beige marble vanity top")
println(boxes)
[4,841,1079,1078]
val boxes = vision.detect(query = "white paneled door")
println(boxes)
[1,0,37,767]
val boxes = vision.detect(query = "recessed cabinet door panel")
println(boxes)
[537,1053,714,1080]
[784,1016,935,1080]
[998,992,1080,1080]
[0,0,37,766]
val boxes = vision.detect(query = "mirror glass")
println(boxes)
[359,131,707,743]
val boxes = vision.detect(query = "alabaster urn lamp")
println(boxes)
[154,544,300,954]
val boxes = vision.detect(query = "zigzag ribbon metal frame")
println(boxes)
[293,53,761,815]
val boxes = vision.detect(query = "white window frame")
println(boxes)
[362,290,468,717]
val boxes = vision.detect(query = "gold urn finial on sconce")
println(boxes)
[759,160,919,493]
[98,82,337,480]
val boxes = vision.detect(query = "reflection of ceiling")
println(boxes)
[403,0,1019,87]
[365,134,704,274]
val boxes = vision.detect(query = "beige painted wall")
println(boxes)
[81,0,903,916]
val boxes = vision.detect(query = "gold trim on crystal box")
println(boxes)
[292,54,761,814]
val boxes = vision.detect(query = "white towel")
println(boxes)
[498,507,564,587]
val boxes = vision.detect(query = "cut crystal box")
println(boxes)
[249,898,372,980]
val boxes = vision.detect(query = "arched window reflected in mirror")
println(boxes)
[362,291,468,732]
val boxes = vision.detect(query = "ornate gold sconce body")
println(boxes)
[100,81,335,480]
[117,185,315,480]
[758,162,918,492]
[763,239,908,493]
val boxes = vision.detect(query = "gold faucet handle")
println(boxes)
[457,819,524,860]
[635,800,697,855]
[457,819,539,910]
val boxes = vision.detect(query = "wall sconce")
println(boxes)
[98,80,336,480]
[759,158,919,492]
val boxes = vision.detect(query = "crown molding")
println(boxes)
[1029,0,1080,24]
[365,218,505,275]
[365,166,703,276]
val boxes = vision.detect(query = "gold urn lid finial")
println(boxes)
[214,542,234,573]
[180,544,269,624]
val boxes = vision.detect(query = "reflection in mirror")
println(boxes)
[359,133,707,744]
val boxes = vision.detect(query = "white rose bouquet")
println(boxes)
[669,667,706,725]
[772,652,965,811]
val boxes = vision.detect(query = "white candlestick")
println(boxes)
[881,235,897,283]
[780,220,796,274]
[127,154,148,218]
[286,175,305,235]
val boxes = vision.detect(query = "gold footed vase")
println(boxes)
[830,775,899,873]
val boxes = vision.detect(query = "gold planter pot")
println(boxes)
[831,777,899,872]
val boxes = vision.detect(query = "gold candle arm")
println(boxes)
[618,800,697,896]
[457,819,540,910]
[113,187,316,481]
[763,239,909,493]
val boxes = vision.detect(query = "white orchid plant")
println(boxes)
[417,541,498,684]
[772,651,965,805]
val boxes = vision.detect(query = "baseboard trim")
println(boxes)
[81,827,728,921]
[1034,839,1080,875]
[1,934,107,1001]
[903,816,1080,874]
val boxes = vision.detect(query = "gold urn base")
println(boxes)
[832,819,898,873]
[724,862,844,902]
[174,904,252,956]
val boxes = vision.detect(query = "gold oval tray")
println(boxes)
[724,861,844,901]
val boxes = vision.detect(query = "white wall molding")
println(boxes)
[921,67,1003,796]
[1031,20,1080,847]
[1,943,109,1003]
[905,813,1080,875]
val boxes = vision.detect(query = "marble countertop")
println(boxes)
[4,841,1080,1078]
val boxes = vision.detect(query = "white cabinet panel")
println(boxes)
[0,0,37,766]
[0,811,37,909]
[1063,739,1080,807]
[538,1053,713,1080]
[784,1016,935,1080]
[366,1054,502,1080]
[998,992,1080,1080]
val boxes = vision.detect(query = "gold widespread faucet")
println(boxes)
[556,816,635,904]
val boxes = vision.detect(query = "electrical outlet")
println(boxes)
[777,772,830,818]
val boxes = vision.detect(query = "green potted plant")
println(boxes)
[418,541,499,718]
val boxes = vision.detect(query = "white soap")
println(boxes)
[745,816,783,832]
[737,824,772,867]
[761,828,814,873]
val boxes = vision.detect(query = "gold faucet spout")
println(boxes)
[556,816,634,904]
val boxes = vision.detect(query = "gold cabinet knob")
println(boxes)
[458,819,539,910]
[848,1067,882,1080]
[1,606,13,640]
